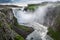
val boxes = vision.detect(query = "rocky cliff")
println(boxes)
[43,5,60,40]
[0,8,34,40]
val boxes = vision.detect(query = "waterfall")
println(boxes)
[26,22,48,40]
[12,3,55,40]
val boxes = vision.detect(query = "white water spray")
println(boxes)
[26,22,48,40]
[13,3,55,40]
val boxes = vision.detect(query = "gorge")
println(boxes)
[0,0,60,40]
[13,2,59,40]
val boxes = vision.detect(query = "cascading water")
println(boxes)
[12,3,56,40]
[0,0,60,40]
[26,22,48,40]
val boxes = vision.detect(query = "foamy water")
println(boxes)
[13,4,54,24]
[12,0,60,40]
[13,3,55,40]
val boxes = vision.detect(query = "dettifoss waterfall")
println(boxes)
[12,3,56,40]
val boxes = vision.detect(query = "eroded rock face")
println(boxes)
[44,5,60,31]
[0,9,14,40]
[0,8,34,40]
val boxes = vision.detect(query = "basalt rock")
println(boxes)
[44,5,60,31]
[0,8,34,40]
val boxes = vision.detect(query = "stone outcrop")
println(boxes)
[0,8,34,40]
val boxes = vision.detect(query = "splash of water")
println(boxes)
[13,3,55,40]
[26,22,48,40]
[13,4,53,24]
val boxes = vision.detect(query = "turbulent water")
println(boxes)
[13,3,56,40]
[0,0,59,40]
[12,0,60,40]
[13,4,54,24]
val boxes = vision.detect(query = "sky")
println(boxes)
[0,0,59,3]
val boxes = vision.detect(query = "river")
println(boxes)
[12,0,60,40]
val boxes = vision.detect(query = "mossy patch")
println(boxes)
[13,17,34,40]
[14,34,24,40]
[48,27,60,40]
[25,4,38,11]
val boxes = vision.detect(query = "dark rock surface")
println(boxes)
[0,8,34,40]
[44,5,60,31]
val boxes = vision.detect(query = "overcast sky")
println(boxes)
[0,0,60,3]
[19,0,60,4]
